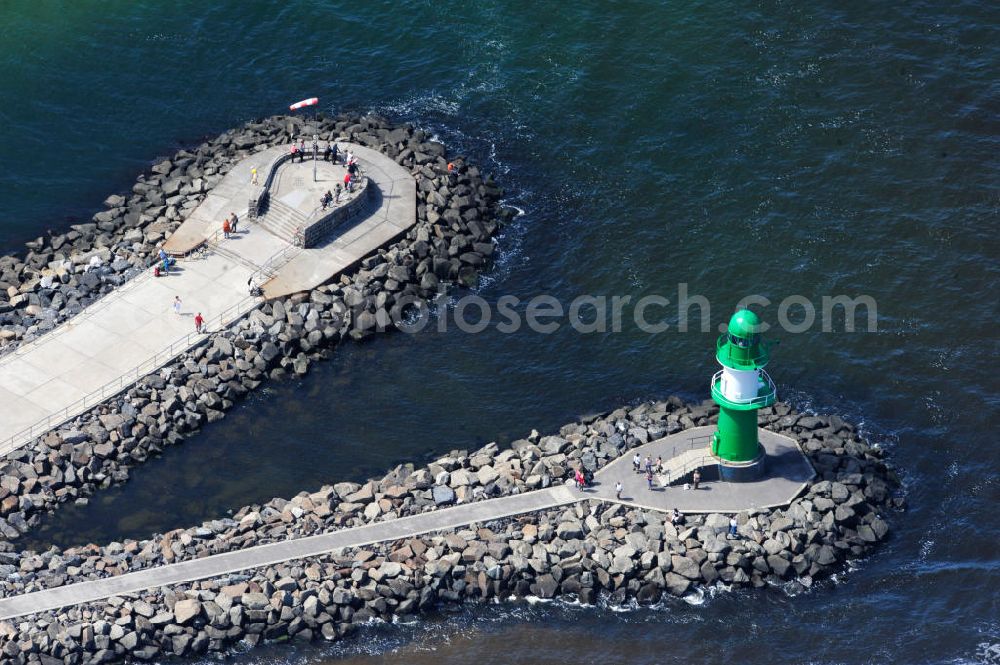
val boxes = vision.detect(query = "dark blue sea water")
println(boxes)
[2,2,998,663]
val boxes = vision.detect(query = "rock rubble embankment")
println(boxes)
[0,112,510,542]
[0,399,902,663]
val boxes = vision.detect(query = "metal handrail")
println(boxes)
[660,455,718,486]
[0,257,159,362]
[174,227,223,259]
[648,433,717,486]
[250,150,295,204]
[248,242,303,287]
[710,369,776,406]
[0,292,262,454]
[656,434,713,464]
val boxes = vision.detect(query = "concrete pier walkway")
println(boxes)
[0,233,268,456]
[0,428,813,621]
[0,144,415,455]
[0,486,579,621]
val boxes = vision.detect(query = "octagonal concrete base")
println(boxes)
[716,445,767,482]
[591,426,815,513]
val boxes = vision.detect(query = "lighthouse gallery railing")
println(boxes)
[710,369,776,407]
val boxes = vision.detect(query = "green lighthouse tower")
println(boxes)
[710,309,776,481]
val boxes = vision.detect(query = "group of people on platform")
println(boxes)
[288,138,359,168]
[320,184,345,210]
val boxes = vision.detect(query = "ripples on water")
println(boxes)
[2,1,998,663]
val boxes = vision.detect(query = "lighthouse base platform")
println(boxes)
[591,426,816,514]
[715,445,767,482]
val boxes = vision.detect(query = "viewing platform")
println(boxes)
[0,143,415,455]
[590,425,814,513]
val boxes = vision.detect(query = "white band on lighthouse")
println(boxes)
[718,366,768,403]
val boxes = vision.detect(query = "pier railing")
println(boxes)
[0,292,262,456]
[0,255,160,363]
[660,454,718,486]
[656,434,719,486]
[248,151,294,218]
[248,242,304,287]
[664,434,713,461]
[710,369,776,407]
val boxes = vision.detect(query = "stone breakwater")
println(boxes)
[0,399,903,663]
[0,113,510,542]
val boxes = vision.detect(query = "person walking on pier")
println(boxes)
[194,312,205,334]
[644,456,653,475]
[632,452,641,473]
[656,456,663,474]
[173,296,182,315]
[615,480,623,500]
[334,183,342,204]
[230,212,239,234]
[222,217,231,239]
[692,469,701,490]
[646,469,654,490]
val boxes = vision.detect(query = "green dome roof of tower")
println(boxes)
[727,309,762,340]
[716,309,771,370]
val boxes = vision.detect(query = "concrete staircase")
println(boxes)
[657,448,715,487]
[258,199,304,244]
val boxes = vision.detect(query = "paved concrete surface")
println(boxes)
[261,143,416,299]
[270,157,363,217]
[0,426,814,619]
[589,426,815,513]
[0,485,579,620]
[0,144,416,455]
[162,150,276,255]
[0,226,282,455]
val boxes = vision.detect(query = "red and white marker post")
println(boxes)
[288,97,320,181]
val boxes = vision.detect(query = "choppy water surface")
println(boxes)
[1,1,998,663]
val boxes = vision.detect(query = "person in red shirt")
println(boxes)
[344,172,352,192]
[194,312,205,333]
